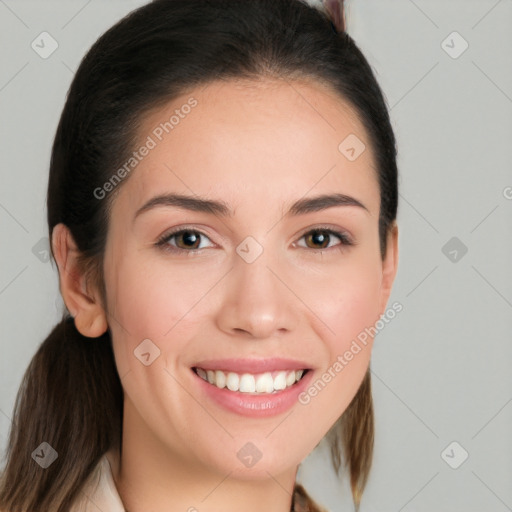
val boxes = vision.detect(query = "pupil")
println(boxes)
[182,231,198,247]
[311,231,328,248]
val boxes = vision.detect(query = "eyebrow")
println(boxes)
[133,192,369,223]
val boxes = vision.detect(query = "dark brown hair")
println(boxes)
[0,1,397,511]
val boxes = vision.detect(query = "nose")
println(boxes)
[215,248,300,339]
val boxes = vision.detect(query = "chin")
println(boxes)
[198,437,308,481]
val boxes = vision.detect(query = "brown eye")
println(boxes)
[297,228,353,252]
[304,230,331,249]
[156,229,213,253]
[173,230,202,249]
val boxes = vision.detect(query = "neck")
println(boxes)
[111,396,299,512]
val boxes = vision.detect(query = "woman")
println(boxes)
[0,0,399,510]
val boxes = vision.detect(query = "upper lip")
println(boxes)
[192,358,312,374]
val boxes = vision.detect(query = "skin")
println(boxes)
[52,77,398,512]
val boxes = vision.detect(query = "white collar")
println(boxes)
[73,450,125,512]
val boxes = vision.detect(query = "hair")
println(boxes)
[0,1,398,511]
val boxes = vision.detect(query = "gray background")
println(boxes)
[1,1,511,511]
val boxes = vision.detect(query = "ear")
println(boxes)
[378,221,399,315]
[51,223,108,338]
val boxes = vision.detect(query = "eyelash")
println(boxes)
[155,225,354,255]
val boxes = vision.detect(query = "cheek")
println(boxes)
[323,276,383,346]
[292,254,382,402]
[103,249,217,373]
[293,265,381,437]
[294,253,384,348]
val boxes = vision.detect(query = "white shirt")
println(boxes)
[72,450,125,512]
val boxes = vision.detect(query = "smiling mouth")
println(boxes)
[192,367,310,394]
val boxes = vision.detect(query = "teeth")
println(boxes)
[239,374,256,392]
[273,372,287,391]
[226,372,239,391]
[195,368,306,394]
[256,372,274,393]
[286,371,296,387]
[215,370,226,389]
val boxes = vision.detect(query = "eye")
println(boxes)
[295,227,354,252]
[156,228,214,254]
[155,226,354,255]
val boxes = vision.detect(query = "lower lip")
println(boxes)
[192,369,314,418]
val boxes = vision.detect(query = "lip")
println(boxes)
[192,357,312,374]
[191,364,314,418]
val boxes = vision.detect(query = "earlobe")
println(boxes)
[51,223,108,338]
[74,310,109,339]
[379,222,399,315]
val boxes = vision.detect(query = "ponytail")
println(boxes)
[328,368,374,511]
[0,315,122,512]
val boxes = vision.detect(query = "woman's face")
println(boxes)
[102,78,397,481]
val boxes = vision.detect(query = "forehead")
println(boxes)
[113,77,378,217]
